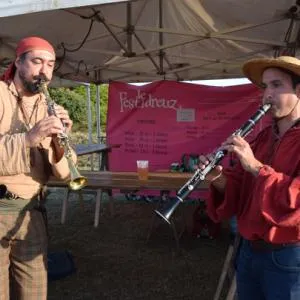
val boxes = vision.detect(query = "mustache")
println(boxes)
[33,74,50,83]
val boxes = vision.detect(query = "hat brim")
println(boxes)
[243,57,300,87]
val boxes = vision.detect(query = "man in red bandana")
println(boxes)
[0,37,76,299]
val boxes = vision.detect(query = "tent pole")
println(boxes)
[85,83,94,170]
[96,84,102,170]
[159,0,164,76]
[126,2,133,54]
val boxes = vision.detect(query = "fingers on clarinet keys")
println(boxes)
[198,154,214,170]
[198,154,222,182]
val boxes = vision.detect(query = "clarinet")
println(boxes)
[37,79,88,191]
[155,103,271,224]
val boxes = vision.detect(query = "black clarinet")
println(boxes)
[155,103,271,224]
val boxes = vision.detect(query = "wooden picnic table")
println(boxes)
[47,171,208,227]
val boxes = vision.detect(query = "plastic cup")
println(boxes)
[137,160,149,181]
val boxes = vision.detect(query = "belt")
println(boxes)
[249,239,300,252]
[0,184,20,200]
[0,184,40,213]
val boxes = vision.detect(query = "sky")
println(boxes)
[132,78,251,86]
[187,78,251,86]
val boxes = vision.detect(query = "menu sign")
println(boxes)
[107,81,263,172]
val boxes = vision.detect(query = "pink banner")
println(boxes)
[107,81,266,172]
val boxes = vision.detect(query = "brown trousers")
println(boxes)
[0,209,48,300]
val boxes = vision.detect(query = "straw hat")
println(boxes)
[242,56,300,86]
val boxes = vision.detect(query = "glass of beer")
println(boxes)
[137,160,149,181]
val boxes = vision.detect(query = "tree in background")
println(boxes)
[49,84,109,168]
[49,84,108,135]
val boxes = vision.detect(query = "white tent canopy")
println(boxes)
[0,1,127,18]
[0,0,299,84]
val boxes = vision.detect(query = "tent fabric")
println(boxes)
[0,1,126,18]
[0,0,299,84]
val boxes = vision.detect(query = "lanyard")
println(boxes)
[16,97,40,131]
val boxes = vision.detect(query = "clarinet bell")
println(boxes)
[69,175,88,191]
[67,158,88,191]
[155,197,182,224]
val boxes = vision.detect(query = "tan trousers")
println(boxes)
[0,209,48,300]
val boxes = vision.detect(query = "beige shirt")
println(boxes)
[0,81,76,199]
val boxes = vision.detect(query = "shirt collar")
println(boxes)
[7,80,19,99]
[272,117,300,140]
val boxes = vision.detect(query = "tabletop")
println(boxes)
[48,171,208,191]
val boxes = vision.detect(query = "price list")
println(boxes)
[124,130,169,155]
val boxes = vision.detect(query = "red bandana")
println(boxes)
[0,36,55,82]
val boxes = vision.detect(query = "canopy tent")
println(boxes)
[1,0,300,84]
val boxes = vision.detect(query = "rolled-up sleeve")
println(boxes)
[48,145,78,181]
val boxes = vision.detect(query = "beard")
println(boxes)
[19,71,49,94]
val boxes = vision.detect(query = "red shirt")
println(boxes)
[206,124,300,243]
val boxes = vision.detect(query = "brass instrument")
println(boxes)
[38,80,88,191]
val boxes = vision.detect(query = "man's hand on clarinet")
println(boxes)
[25,115,64,147]
[198,153,223,182]
[52,104,73,134]
[221,135,263,176]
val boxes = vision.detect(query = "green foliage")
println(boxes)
[49,87,87,130]
[49,84,108,133]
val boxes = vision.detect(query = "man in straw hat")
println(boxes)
[0,36,76,299]
[199,56,300,300]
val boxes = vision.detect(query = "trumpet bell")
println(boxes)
[68,176,88,191]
